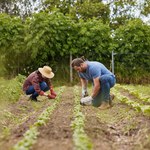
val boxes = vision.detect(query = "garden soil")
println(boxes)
[0,86,150,150]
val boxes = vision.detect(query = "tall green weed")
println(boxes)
[0,74,25,103]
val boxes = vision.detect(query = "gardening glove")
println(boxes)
[39,91,48,97]
[50,86,57,97]
[47,94,56,99]
[82,87,88,98]
[39,91,44,96]
[80,96,93,106]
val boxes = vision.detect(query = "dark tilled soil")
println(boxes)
[0,86,150,150]
[32,87,74,150]
[0,95,52,150]
[82,97,150,150]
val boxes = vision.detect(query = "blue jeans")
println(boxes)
[25,82,49,99]
[92,75,116,107]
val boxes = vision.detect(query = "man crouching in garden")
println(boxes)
[71,57,116,109]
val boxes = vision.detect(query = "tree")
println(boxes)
[112,19,150,83]
[42,0,110,23]
[103,0,150,29]
[0,0,35,18]
[0,13,27,76]
[70,0,110,23]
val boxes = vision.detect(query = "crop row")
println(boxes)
[71,86,93,150]
[13,86,65,150]
[112,88,150,116]
[115,84,150,103]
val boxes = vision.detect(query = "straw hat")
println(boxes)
[38,66,54,79]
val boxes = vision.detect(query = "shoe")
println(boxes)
[99,101,111,110]
[29,96,38,102]
[109,94,115,106]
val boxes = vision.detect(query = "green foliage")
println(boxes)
[112,19,150,83]
[0,2,150,83]
[71,86,93,150]
[70,0,110,22]
[108,0,150,29]
[25,11,111,70]
[73,19,111,65]
[117,84,150,103]
[0,0,35,18]
[113,85,150,116]
[0,74,25,102]
[13,86,65,150]
[0,14,24,53]
[25,11,72,63]
[43,0,110,23]
[13,126,39,150]
[0,13,29,76]
[141,0,150,16]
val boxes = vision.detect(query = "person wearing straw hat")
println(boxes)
[71,57,116,109]
[23,66,57,101]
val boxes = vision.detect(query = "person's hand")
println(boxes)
[80,96,93,106]
[82,88,88,98]
[50,86,57,97]
[39,91,48,97]
[39,91,44,96]
[47,94,56,99]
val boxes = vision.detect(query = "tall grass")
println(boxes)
[0,74,25,106]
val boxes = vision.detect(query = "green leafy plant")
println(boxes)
[13,86,65,150]
[71,86,93,150]
[112,86,150,116]
[116,84,150,103]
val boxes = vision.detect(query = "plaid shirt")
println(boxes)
[23,70,51,94]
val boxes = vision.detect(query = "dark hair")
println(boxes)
[71,56,86,67]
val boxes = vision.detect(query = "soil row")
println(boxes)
[1,86,150,150]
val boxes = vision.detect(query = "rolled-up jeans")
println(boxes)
[92,75,116,107]
[25,82,49,99]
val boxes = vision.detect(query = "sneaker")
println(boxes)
[109,94,115,106]
[99,101,111,110]
[29,96,38,102]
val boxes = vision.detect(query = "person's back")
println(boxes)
[23,71,38,91]
[22,66,56,101]
[89,61,113,76]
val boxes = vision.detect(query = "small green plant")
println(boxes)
[13,86,65,150]
[112,87,150,116]
[71,86,93,150]
[0,75,25,103]
[0,126,11,140]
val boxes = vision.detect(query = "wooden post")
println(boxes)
[70,52,73,83]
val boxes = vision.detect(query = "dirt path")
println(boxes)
[0,86,150,150]
[0,95,53,150]
[32,87,74,150]
[82,96,150,150]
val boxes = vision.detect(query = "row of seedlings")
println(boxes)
[112,88,150,116]
[13,86,65,150]
[71,86,93,150]
[115,84,150,103]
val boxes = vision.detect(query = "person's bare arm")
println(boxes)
[80,78,89,97]
[91,77,100,98]
[80,78,88,88]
